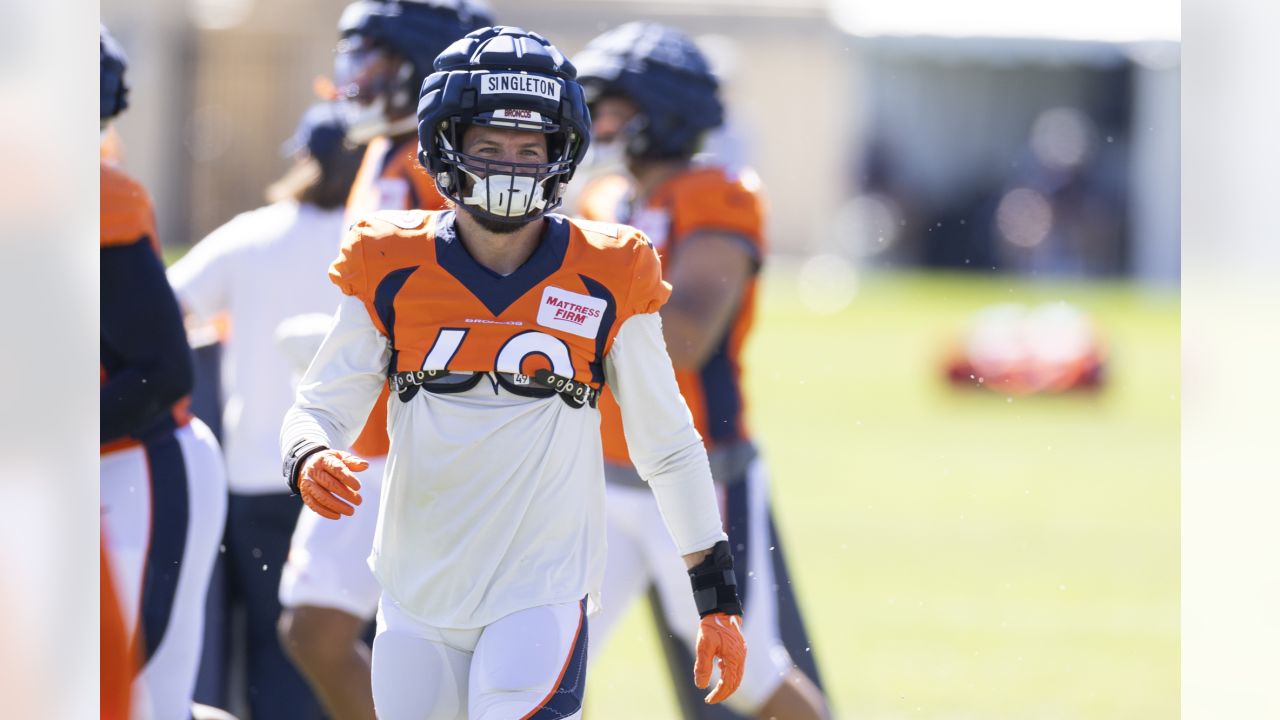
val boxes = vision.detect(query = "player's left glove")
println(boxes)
[688,540,746,704]
[283,441,367,520]
[694,612,746,704]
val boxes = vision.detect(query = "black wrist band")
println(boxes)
[282,440,329,495]
[687,540,743,617]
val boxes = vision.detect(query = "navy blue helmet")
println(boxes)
[281,102,350,170]
[417,26,591,225]
[100,25,129,123]
[335,0,493,141]
[574,22,724,160]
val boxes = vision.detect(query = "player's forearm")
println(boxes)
[683,546,715,569]
[646,436,727,554]
[279,405,343,459]
[100,363,192,443]
[658,305,722,368]
[279,297,391,465]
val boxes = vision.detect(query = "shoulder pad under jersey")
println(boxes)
[570,217,623,242]
[330,209,438,298]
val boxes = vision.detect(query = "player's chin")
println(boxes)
[463,206,539,235]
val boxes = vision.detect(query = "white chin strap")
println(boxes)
[343,97,418,144]
[458,167,549,218]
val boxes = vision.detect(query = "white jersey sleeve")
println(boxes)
[280,296,391,456]
[605,312,727,555]
[166,215,245,321]
[274,312,338,379]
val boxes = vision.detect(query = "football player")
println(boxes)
[573,23,830,720]
[166,101,367,718]
[275,3,491,718]
[280,26,746,720]
[100,25,229,719]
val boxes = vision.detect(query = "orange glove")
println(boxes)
[298,450,367,520]
[693,612,746,704]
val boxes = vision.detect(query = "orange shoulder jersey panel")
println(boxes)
[659,165,767,259]
[331,210,666,411]
[101,163,159,251]
[599,165,768,466]
[343,135,447,456]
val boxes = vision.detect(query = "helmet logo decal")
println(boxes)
[480,73,562,102]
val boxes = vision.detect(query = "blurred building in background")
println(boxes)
[831,0,1179,283]
[102,0,1177,282]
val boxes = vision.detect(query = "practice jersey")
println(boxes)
[580,165,767,466]
[283,210,727,629]
[344,134,449,458]
[101,162,192,452]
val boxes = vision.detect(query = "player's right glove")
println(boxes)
[283,441,366,520]
[688,540,747,704]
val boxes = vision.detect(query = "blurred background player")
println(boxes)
[274,2,491,718]
[281,25,746,718]
[166,103,365,718]
[333,0,493,219]
[573,23,830,720]
[100,24,229,719]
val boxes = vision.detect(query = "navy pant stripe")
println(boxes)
[140,431,190,662]
[529,597,589,719]
[724,479,752,612]
[767,510,824,691]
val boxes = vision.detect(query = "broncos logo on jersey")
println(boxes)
[329,209,669,409]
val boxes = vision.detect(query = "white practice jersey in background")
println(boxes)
[169,200,346,494]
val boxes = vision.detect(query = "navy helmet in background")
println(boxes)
[335,0,494,142]
[281,102,351,170]
[416,26,591,224]
[100,25,129,124]
[574,22,724,160]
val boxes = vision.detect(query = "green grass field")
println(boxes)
[585,269,1179,719]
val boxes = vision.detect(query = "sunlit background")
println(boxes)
[95,0,1179,717]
